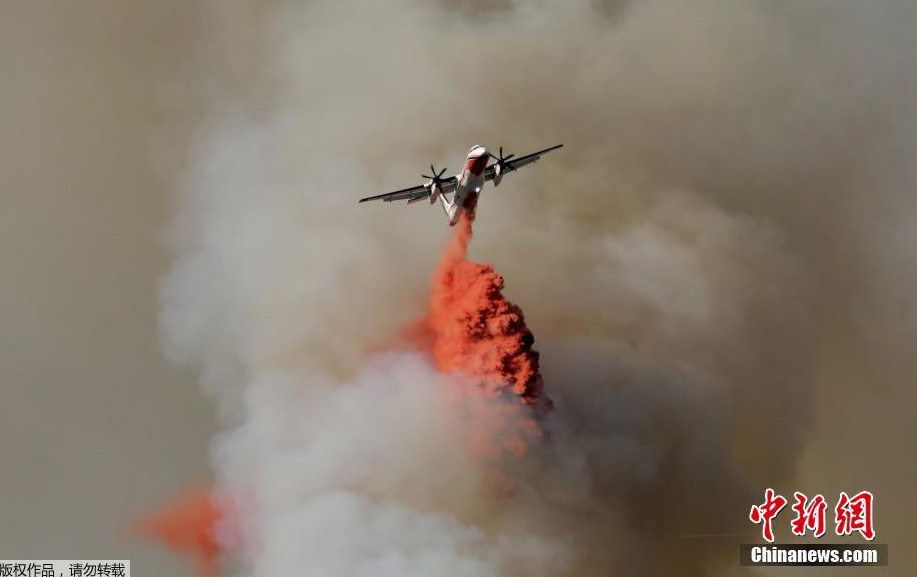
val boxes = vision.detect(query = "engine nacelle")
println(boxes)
[429,181,442,204]
[492,163,504,187]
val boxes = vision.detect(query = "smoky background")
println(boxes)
[0,3,212,575]
[1,1,915,576]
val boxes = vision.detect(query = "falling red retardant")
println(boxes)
[132,490,223,577]
[410,196,552,455]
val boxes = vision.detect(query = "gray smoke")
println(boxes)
[159,0,917,575]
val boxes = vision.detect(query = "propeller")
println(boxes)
[489,146,515,172]
[422,165,449,186]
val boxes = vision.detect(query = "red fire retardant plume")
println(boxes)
[132,490,222,577]
[409,196,552,455]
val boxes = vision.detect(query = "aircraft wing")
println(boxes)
[358,178,457,204]
[484,144,563,181]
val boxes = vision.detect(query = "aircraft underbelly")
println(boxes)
[457,172,484,201]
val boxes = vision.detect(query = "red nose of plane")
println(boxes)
[470,145,489,158]
[465,145,490,175]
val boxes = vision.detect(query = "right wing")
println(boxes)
[359,178,457,204]
[484,144,564,181]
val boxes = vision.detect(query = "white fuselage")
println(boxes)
[440,144,489,226]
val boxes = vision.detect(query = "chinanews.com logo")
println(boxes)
[740,488,888,567]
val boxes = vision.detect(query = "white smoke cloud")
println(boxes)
[159,0,917,575]
[210,353,573,577]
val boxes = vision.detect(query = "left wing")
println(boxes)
[359,177,458,204]
[484,144,563,181]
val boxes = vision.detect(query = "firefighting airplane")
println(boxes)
[358,143,563,226]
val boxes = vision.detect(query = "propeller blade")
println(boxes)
[489,146,515,165]
[424,165,449,182]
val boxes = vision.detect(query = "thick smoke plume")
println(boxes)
[143,201,553,567]
[154,0,917,575]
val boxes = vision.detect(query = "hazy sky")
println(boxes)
[0,3,212,575]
